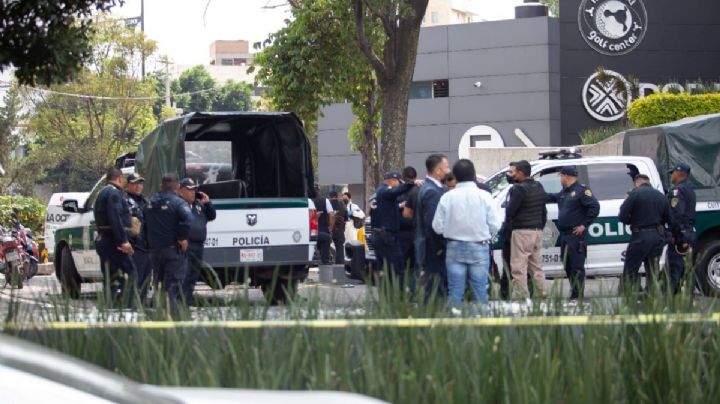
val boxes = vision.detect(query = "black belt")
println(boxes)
[631,225,661,233]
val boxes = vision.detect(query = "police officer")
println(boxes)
[177,178,216,305]
[373,171,419,286]
[619,174,673,295]
[94,167,137,305]
[546,166,600,301]
[666,162,696,294]
[125,173,151,301]
[145,173,193,316]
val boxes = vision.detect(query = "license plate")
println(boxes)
[240,249,263,263]
[5,250,20,262]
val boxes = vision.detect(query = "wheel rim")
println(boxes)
[708,253,720,290]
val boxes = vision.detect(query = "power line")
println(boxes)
[0,81,220,101]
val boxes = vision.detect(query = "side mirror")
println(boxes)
[62,200,81,213]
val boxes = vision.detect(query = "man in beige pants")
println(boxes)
[504,160,548,299]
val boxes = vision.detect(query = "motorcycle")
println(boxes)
[0,212,40,289]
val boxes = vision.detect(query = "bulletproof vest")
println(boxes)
[512,180,546,229]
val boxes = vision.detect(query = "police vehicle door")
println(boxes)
[73,178,104,278]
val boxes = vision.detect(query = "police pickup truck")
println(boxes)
[484,149,720,296]
[54,112,318,302]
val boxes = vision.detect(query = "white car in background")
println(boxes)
[44,192,90,258]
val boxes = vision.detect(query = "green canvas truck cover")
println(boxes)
[622,113,720,201]
[134,112,314,198]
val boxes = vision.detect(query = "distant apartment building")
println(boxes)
[422,0,483,26]
[209,40,254,66]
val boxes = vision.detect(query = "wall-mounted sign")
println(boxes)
[582,70,632,122]
[578,0,648,56]
[458,125,505,159]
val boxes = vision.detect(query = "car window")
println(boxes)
[586,163,638,200]
[185,141,233,185]
[485,169,510,197]
[85,177,106,210]
[534,170,563,194]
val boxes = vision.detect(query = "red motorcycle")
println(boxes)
[0,212,40,289]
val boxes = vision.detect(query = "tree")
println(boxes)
[214,80,253,111]
[0,0,122,86]
[251,0,383,198]
[26,17,158,191]
[172,65,217,113]
[352,0,428,174]
[0,83,30,194]
[540,0,559,17]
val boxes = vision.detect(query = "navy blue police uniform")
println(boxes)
[94,181,137,303]
[373,171,415,282]
[145,188,193,312]
[666,163,697,294]
[180,180,217,305]
[546,166,600,300]
[619,177,673,293]
[126,174,152,300]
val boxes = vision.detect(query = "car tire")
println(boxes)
[59,246,81,299]
[695,240,720,297]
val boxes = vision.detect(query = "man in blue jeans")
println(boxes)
[432,159,502,307]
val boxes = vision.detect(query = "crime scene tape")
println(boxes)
[4,313,720,331]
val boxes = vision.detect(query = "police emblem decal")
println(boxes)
[578,0,648,56]
[246,214,258,226]
[582,69,633,122]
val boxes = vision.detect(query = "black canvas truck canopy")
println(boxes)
[134,112,315,199]
[623,113,720,201]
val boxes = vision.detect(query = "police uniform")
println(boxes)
[94,180,137,303]
[145,186,193,312]
[179,179,217,305]
[125,174,152,300]
[618,177,673,293]
[373,171,415,283]
[666,162,697,294]
[546,166,600,300]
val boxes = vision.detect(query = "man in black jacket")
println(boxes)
[328,191,347,265]
[506,160,548,299]
[125,173,151,301]
[177,178,217,305]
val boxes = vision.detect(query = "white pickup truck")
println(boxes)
[54,112,318,302]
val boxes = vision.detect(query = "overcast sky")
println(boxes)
[112,0,524,68]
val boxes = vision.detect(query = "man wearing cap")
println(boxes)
[145,173,194,316]
[125,173,152,302]
[177,178,216,305]
[546,166,600,301]
[93,167,136,306]
[619,174,673,295]
[373,171,420,286]
[666,162,697,294]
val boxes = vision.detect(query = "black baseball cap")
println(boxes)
[127,173,145,183]
[560,166,578,176]
[668,162,691,174]
[179,178,198,189]
[384,171,402,181]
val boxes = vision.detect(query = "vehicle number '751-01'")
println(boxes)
[542,254,561,264]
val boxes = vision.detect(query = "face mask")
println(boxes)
[506,174,516,184]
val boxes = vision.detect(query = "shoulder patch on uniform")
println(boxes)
[671,198,679,208]
[584,189,592,197]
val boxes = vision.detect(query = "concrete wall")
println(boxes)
[317,17,561,202]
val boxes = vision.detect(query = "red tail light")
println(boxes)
[309,209,318,240]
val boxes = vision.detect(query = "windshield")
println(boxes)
[484,169,510,197]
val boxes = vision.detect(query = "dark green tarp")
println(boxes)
[134,112,314,198]
[623,113,720,201]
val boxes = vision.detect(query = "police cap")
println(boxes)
[127,173,145,183]
[179,178,198,190]
[384,171,402,181]
[668,162,691,174]
[560,166,578,176]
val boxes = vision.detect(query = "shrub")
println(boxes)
[0,196,46,234]
[578,123,629,145]
[627,93,720,128]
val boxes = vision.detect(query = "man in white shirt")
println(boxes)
[342,192,364,243]
[432,159,502,306]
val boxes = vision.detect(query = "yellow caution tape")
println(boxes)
[4,313,720,331]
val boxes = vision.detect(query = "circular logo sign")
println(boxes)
[578,0,648,56]
[582,70,633,122]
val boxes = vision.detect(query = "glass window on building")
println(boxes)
[410,81,432,99]
[220,58,233,66]
[431,11,439,24]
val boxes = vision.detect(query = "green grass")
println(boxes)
[3,269,720,403]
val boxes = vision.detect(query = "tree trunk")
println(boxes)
[358,120,380,207]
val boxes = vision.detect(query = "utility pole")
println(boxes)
[141,0,146,78]
[161,56,171,106]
